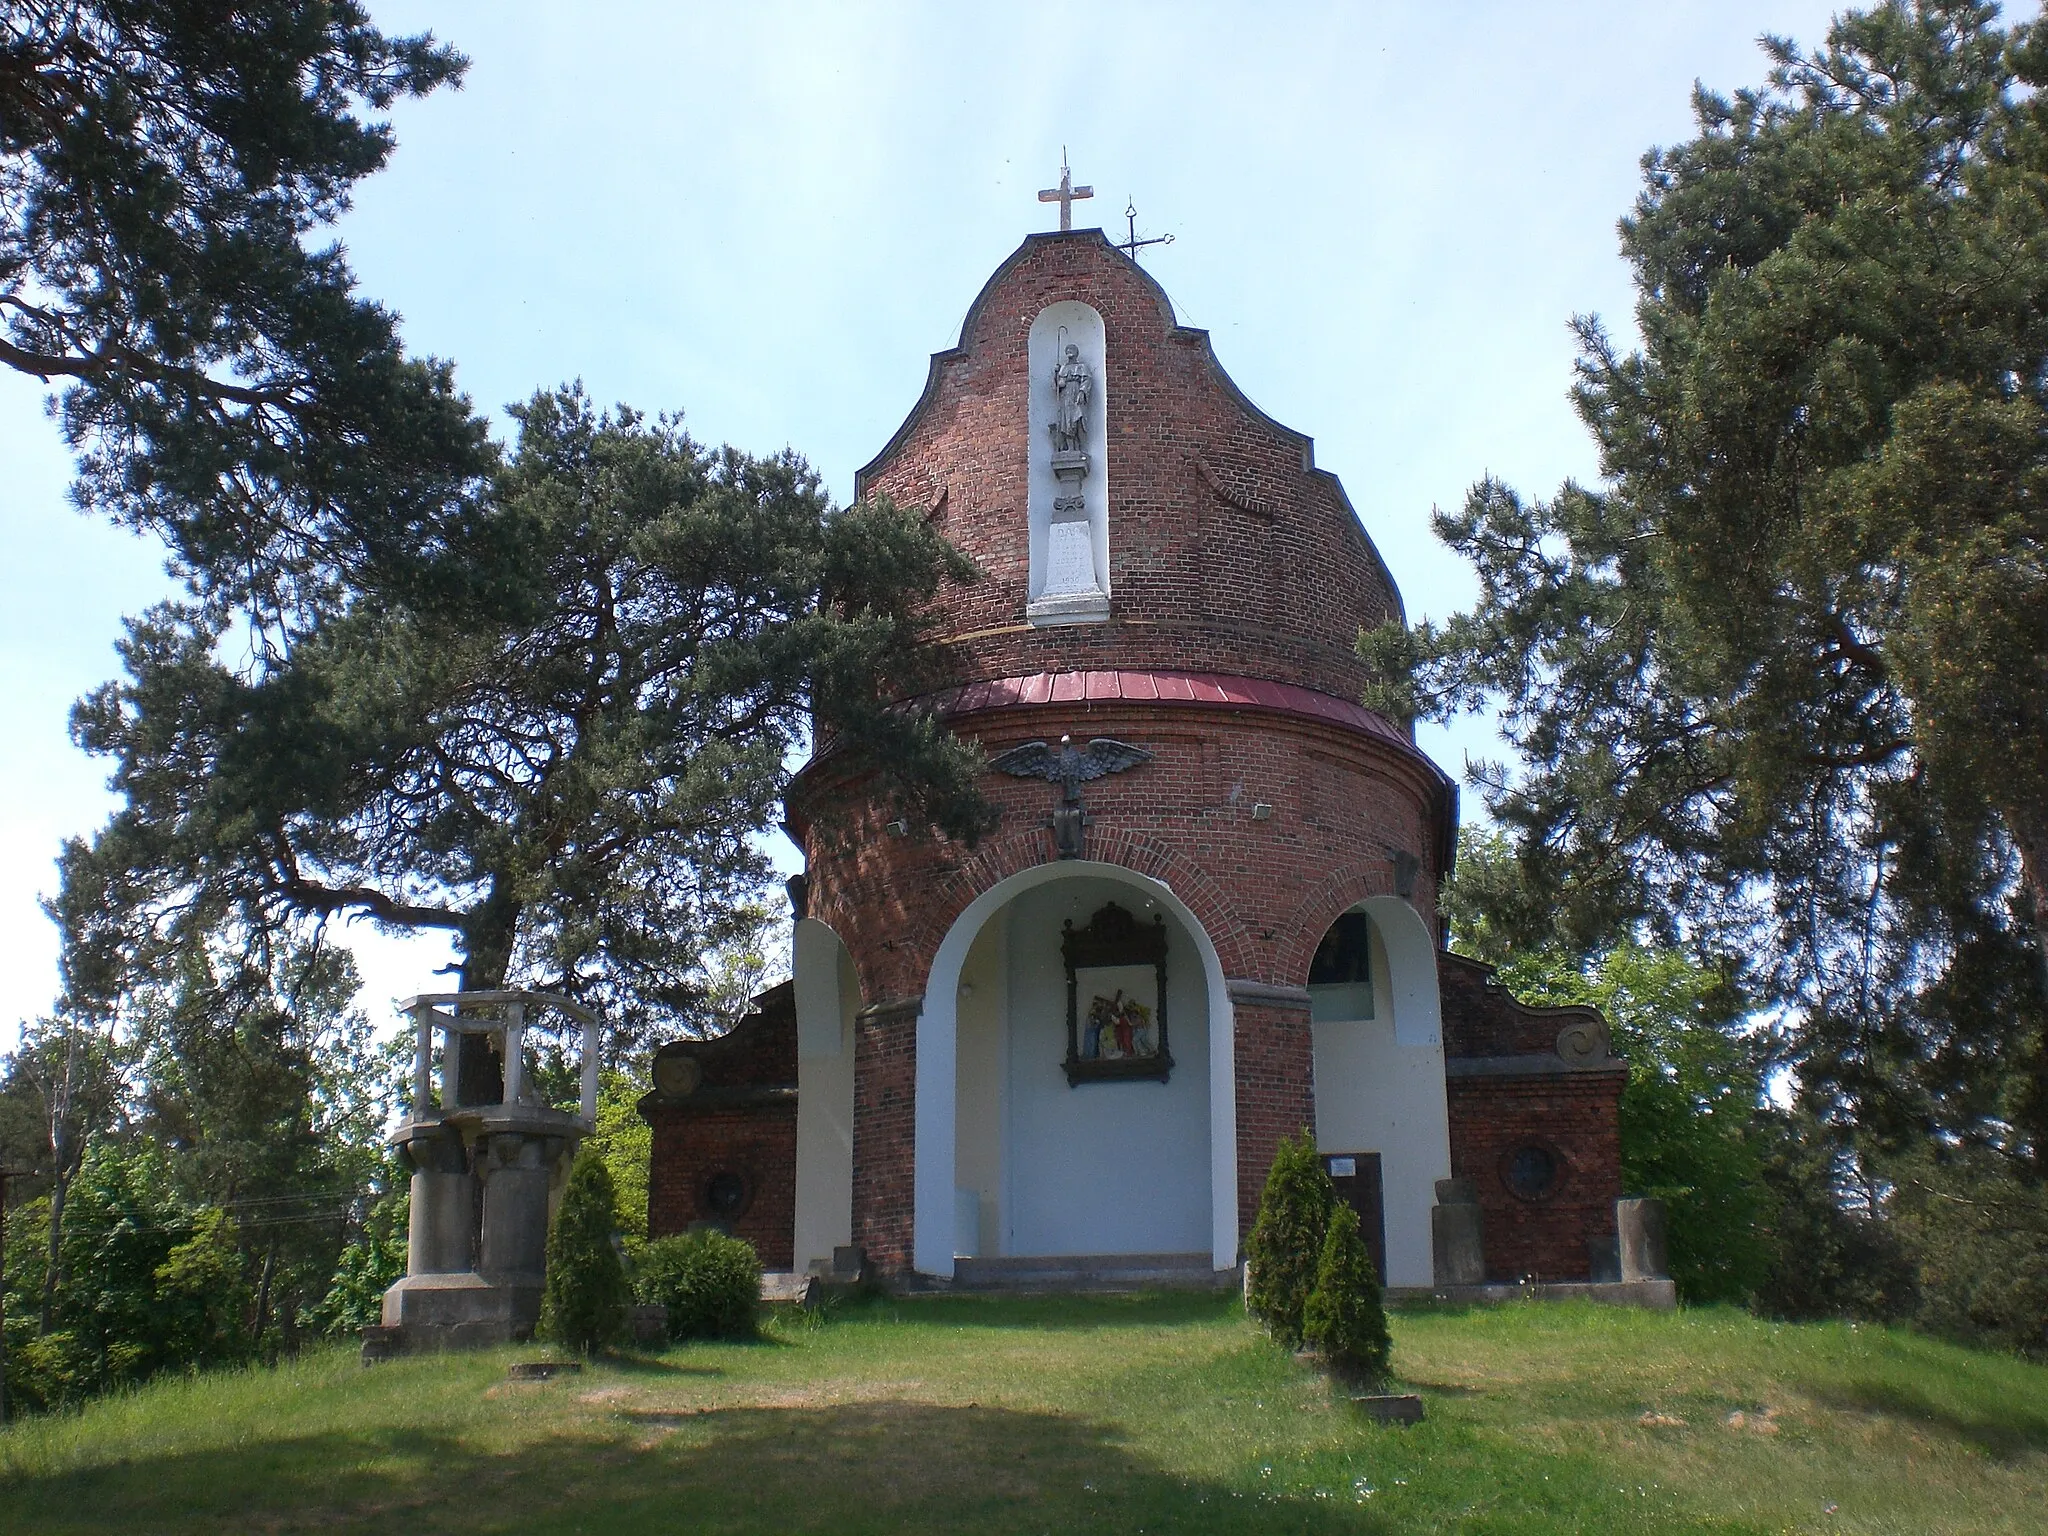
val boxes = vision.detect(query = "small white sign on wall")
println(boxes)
[1328,1156,1357,1179]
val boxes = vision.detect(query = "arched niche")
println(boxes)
[916,860,1237,1277]
[1025,300,1110,625]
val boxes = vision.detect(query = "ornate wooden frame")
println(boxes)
[1062,901,1173,1085]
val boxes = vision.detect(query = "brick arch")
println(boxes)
[1276,859,1402,989]
[906,827,1257,982]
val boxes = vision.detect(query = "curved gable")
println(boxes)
[856,231,1405,695]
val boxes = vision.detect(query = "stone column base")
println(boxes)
[380,1269,544,1350]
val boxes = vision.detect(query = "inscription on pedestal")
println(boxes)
[1044,519,1096,595]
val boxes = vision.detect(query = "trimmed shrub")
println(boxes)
[1245,1129,1336,1349]
[539,1147,629,1354]
[635,1230,762,1341]
[1304,1202,1393,1386]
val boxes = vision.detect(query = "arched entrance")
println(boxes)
[1303,895,1451,1288]
[792,918,860,1274]
[915,861,1238,1278]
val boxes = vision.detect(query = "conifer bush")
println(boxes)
[1244,1129,1336,1349]
[1303,1202,1393,1386]
[635,1230,762,1340]
[539,1147,629,1353]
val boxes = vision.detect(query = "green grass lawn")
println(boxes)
[2,1293,2045,1534]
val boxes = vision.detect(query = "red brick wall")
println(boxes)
[796,704,1447,1008]
[851,998,919,1273]
[644,1105,797,1271]
[1445,1073,1624,1283]
[795,701,1443,1277]
[1437,953,1604,1059]
[1230,996,1317,1239]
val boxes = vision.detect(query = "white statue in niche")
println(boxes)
[1027,302,1109,624]
[1050,342,1092,455]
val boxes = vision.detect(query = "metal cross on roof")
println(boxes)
[1118,197,1174,263]
[1038,148,1093,231]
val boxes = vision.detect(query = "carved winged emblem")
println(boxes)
[988,734,1153,803]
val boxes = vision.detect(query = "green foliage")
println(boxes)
[1749,1113,1918,1324]
[1887,1146,2048,1358]
[1245,1130,1335,1350]
[1302,1203,1392,1387]
[634,1230,762,1341]
[153,1208,255,1371]
[539,1147,628,1355]
[0,1,490,634]
[589,1070,651,1242]
[306,1179,409,1336]
[1381,1,2048,1175]
[4,1142,256,1412]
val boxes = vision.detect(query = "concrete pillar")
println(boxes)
[399,1124,474,1275]
[1617,1197,1669,1281]
[412,1004,434,1113]
[580,1015,601,1125]
[1431,1177,1485,1285]
[479,1134,553,1282]
[502,1004,525,1107]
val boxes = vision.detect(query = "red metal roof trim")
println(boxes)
[921,668,1443,780]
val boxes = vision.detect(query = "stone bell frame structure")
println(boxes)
[641,226,1666,1301]
[371,990,600,1352]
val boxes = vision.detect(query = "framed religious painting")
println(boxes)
[1061,901,1173,1085]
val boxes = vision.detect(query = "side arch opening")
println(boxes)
[1303,897,1451,1288]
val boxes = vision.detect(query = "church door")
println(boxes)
[1324,1152,1387,1285]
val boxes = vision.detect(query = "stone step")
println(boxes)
[951,1252,1235,1293]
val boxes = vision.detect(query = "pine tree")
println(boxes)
[1364,0,2048,1164]
[1244,1130,1334,1350]
[58,388,992,1057]
[1304,1203,1392,1387]
[1,2,486,633]
[538,1147,627,1355]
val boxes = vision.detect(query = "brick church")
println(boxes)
[639,217,1630,1291]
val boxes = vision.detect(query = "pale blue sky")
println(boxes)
[0,0,1863,1048]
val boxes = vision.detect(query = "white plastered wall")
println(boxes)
[953,917,1007,1257]
[916,860,1238,1277]
[1309,897,1453,1288]
[793,919,859,1274]
[1000,876,1211,1258]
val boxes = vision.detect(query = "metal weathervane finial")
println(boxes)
[1038,148,1094,231]
[1118,197,1174,263]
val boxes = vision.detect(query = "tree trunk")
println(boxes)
[453,879,521,1106]
[39,1167,65,1336]
[2011,812,2048,1010]
[254,1238,277,1345]
[38,1023,81,1335]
